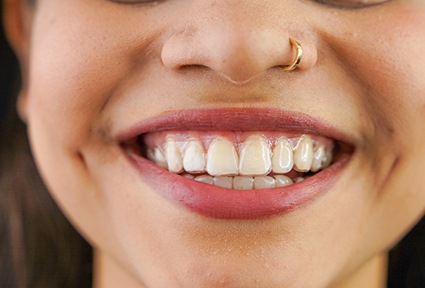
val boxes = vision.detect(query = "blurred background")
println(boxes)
[0,3,20,122]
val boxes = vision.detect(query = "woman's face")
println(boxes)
[9,0,425,287]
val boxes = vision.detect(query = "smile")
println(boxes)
[143,132,334,188]
[118,108,353,219]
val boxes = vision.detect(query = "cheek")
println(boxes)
[324,6,425,156]
[375,8,425,102]
[317,4,425,251]
[27,33,120,148]
[26,2,160,149]
[346,6,425,115]
[353,7,425,247]
[21,2,162,260]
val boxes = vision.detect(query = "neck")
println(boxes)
[332,253,388,288]
[93,249,146,288]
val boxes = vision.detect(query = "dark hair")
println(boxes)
[0,3,92,288]
[0,2,424,288]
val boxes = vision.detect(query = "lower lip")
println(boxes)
[125,149,348,219]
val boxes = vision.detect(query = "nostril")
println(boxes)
[160,18,317,83]
[161,32,207,70]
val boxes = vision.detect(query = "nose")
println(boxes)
[161,2,316,84]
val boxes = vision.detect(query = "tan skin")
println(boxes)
[4,0,425,287]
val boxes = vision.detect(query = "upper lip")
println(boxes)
[116,108,356,146]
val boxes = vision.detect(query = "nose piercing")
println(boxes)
[282,38,303,71]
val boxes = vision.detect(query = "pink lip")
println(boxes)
[118,108,353,219]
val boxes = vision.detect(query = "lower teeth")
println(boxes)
[183,174,306,190]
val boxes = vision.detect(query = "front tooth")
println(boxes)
[183,140,206,173]
[272,138,294,174]
[293,135,314,172]
[213,176,233,189]
[165,138,183,173]
[274,175,294,187]
[254,176,276,189]
[311,146,325,172]
[239,135,272,176]
[294,177,305,183]
[233,176,254,190]
[206,137,239,176]
[194,175,214,185]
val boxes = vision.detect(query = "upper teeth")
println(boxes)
[238,135,272,176]
[164,138,184,173]
[206,137,239,176]
[145,133,333,180]
[271,138,294,174]
[183,140,206,173]
[293,135,314,173]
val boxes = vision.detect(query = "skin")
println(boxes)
[4,0,425,287]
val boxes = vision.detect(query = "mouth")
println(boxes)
[118,108,353,219]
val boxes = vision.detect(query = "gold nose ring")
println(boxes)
[282,38,303,71]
